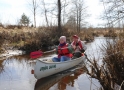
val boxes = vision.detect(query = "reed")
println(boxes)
[85,37,124,90]
[0,26,104,54]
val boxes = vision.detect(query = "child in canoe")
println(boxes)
[52,36,74,62]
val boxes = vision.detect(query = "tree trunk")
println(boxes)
[33,0,36,28]
[58,0,62,36]
[76,2,79,32]
[34,8,36,28]
[79,9,81,32]
[77,10,79,32]
[43,0,49,27]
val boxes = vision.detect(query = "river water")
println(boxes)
[0,37,110,90]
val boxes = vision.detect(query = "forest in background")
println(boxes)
[0,0,124,90]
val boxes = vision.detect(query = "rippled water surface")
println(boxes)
[0,37,111,90]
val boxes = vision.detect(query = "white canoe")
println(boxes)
[34,55,86,79]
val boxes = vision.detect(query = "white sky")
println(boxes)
[85,0,105,27]
[0,0,105,27]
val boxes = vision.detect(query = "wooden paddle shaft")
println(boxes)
[43,47,72,54]
[43,49,55,54]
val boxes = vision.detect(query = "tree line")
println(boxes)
[0,0,89,33]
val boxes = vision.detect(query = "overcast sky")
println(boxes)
[85,0,105,27]
[0,0,105,27]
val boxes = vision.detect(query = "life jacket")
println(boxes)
[57,43,73,58]
[71,40,83,51]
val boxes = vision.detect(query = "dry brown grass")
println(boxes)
[0,26,121,54]
[85,37,124,90]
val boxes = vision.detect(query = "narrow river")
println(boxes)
[0,37,110,90]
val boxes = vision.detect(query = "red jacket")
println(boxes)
[57,43,72,58]
[71,40,83,50]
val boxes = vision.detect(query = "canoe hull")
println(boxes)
[34,56,85,79]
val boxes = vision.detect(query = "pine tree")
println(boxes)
[20,13,30,26]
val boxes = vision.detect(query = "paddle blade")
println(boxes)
[30,51,43,59]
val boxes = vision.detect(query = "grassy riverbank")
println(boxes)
[0,26,122,54]
[0,26,123,90]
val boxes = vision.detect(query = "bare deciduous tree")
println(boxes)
[61,0,69,25]
[71,0,89,32]
[101,0,124,28]
[40,0,49,27]
[58,0,62,34]
[28,0,39,28]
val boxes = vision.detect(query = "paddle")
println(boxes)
[30,49,55,59]
[83,52,92,64]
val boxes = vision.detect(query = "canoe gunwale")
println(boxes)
[37,56,85,64]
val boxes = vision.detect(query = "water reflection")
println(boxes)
[35,68,84,90]
[57,69,83,90]
[0,60,4,73]
[0,55,34,73]
[85,37,115,66]
[0,55,36,90]
[0,37,109,90]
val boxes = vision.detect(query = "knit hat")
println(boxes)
[59,36,66,42]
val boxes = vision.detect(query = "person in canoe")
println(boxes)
[71,35,86,58]
[52,36,74,62]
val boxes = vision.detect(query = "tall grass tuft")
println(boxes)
[85,37,124,90]
[0,32,6,53]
